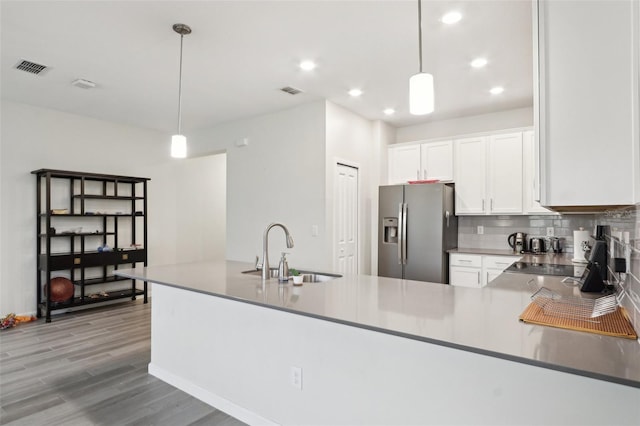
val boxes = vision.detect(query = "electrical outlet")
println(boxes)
[546,227,554,237]
[290,366,302,390]
[477,226,484,235]
[311,225,319,237]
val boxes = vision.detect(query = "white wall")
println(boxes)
[325,101,390,275]
[370,120,394,273]
[395,106,533,143]
[188,101,327,271]
[174,154,226,263]
[188,100,390,275]
[0,100,223,316]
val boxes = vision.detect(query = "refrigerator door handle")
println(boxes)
[401,203,408,264]
[397,203,403,264]
[445,210,450,228]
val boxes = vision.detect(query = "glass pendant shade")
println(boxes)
[409,72,434,115]
[171,134,187,158]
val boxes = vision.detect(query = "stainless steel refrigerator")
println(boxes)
[378,183,457,283]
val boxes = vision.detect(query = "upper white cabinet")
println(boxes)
[388,144,421,184]
[455,133,523,215]
[523,130,555,214]
[420,141,454,182]
[488,133,523,214]
[454,137,487,214]
[388,141,453,184]
[536,0,640,207]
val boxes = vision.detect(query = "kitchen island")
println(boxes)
[116,260,640,425]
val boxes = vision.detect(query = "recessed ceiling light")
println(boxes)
[299,60,316,71]
[490,86,504,95]
[441,11,462,25]
[348,88,363,97]
[383,108,395,115]
[471,58,488,68]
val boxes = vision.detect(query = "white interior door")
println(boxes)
[334,163,358,275]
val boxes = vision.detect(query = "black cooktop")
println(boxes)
[505,261,582,277]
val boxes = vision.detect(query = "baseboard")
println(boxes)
[148,363,278,426]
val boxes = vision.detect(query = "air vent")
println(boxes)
[280,86,303,95]
[14,59,48,75]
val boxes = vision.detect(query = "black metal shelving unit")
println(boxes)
[32,169,150,322]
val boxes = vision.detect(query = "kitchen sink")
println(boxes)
[241,269,341,283]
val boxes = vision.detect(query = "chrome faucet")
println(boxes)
[262,223,294,280]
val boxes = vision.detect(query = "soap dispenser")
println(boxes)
[278,252,290,283]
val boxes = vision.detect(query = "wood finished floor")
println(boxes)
[0,300,247,426]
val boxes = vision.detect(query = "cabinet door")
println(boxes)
[450,266,481,288]
[537,0,637,206]
[454,137,487,214]
[388,145,421,184]
[487,133,523,214]
[523,130,555,214]
[421,141,453,182]
[484,270,502,286]
[483,255,521,270]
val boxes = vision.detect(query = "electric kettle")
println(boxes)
[507,232,527,253]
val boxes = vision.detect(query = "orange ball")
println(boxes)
[45,277,74,302]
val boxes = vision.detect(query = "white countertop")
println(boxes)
[115,260,640,388]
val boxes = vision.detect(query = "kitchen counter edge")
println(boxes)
[115,260,640,389]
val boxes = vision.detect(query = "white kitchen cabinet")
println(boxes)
[488,133,523,214]
[450,253,521,287]
[388,144,421,184]
[523,130,555,214]
[482,255,522,285]
[454,137,487,214]
[449,253,482,288]
[536,0,640,207]
[388,141,453,184]
[420,140,454,182]
[455,133,523,215]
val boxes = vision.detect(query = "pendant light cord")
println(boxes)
[417,0,423,73]
[177,33,184,135]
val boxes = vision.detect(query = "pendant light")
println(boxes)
[171,23,191,158]
[409,0,434,115]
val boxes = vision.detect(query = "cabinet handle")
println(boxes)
[477,271,481,285]
[491,198,494,211]
[417,170,420,180]
[482,199,485,212]
[459,259,472,263]
[423,169,427,180]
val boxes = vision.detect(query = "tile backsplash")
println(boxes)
[597,205,639,333]
[457,208,640,334]
[458,214,600,254]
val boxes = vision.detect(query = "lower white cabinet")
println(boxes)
[450,253,483,288]
[482,255,522,286]
[450,253,521,287]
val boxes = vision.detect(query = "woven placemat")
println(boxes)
[519,301,638,340]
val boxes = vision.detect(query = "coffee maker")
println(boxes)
[507,232,527,253]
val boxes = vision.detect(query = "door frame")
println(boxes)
[332,159,360,275]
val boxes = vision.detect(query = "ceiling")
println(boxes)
[0,0,533,134]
